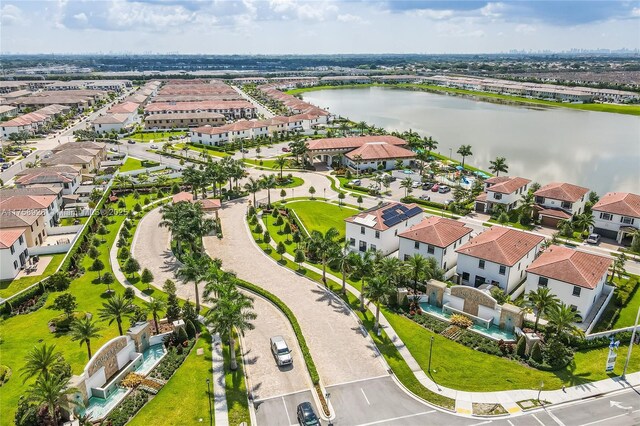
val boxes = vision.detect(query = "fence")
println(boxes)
[585,285,616,335]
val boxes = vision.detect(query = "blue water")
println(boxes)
[82,387,129,421]
[135,344,166,375]
[403,169,413,174]
[419,302,515,341]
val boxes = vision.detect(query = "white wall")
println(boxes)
[346,212,424,256]
[0,235,28,280]
[525,273,606,318]
[592,210,639,239]
[398,233,471,271]
[537,195,587,215]
[190,131,229,146]
[346,158,412,171]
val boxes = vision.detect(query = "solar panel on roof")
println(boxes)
[405,207,423,217]
[384,216,403,227]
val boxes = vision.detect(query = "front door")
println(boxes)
[474,275,485,287]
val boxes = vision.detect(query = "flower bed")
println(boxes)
[105,390,148,426]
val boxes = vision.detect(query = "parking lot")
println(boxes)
[348,171,456,205]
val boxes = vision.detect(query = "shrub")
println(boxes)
[401,196,446,210]
[121,372,144,388]
[516,336,526,357]
[530,341,543,362]
[124,287,135,300]
[450,314,473,329]
[410,312,449,334]
[185,320,196,339]
[543,339,573,368]
[254,223,263,234]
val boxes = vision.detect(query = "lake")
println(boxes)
[303,87,640,195]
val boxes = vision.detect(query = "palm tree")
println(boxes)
[114,174,133,190]
[573,213,595,234]
[357,121,368,135]
[489,157,508,176]
[272,157,288,179]
[352,250,375,311]
[21,344,62,383]
[610,252,627,282]
[331,243,356,295]
[177,255,208,314]
[546,303,584,341]
[307,228,340,285]
[205,281,257,371]
[27,374,78,426]
[406,253,429,298]
[400,177,414,198]
[365,274,395,334]
[145,297,166,335]
[70,317,103,360]
[377,256,405,288]
[456,144,473,169]
[243,177,261,207]
[260,174,277,207]
[352,154,363,177]
[526,287,560,333]
[98,294,134,336]
[424,136,438,158]
[339,122,351,136]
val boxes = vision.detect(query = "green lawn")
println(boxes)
[60,216,89,226]
[129,332,214,426]
[286,200,357,238]
[0,254,65,299]
[119,157,146,172]
[612,277,640,329]
[224,332,250,426]
[486,219,536,231]
[128,131,187,142]
[275,176,304,188]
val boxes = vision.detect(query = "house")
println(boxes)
[0,105,18,119]
[42,146,104,174]
[108,101,140,120]
[534,182,590,227]
[591,192,640,244]
[475,176,531,213]
[0,211,47,247]
[52,141,107,159]
[305,136,413,169]
[345,142,416,171]
[456,227,544,293]
[345,202,424,256]
[1,112,51,138]
[172,192,221,215]
[525,245,612,319]
[398,217,474,274]
[93,114,132,134]
[0,228,29,280]
[0,186,64,210]
[0,194,61,227]
[144,101,256,119]
[144,112,225,129]
[14,166,82,194]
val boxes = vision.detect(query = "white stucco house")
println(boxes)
[591,192,640,245]
[534,182,589,227]
[525,245,612,319]
[345,202,424,256]
[456,226,544,293]
[191,126,230,146]
[0,194,61,227]
[398,216,473,275]
[93,113,133,134]
[0,228,29,280]
[475,176,531,213]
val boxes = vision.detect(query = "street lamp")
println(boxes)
[537,381,544,404]
[449,148,452,161]
[206,378,212,425]
[323,188,326,199]
[428,336,434,373]
[622,306,640,380]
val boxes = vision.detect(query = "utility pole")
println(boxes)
[622,306,640,380]
[206,378,213,425]
[428,336,434,373]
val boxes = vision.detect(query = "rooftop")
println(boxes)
[534,182,589,203]
[346,202,422,231]
[399,217,473,248]
[456,226,544,266]
[592,192,640,218]
[485,176,531,194]
[307,135,407,151]
[0,228,26,249]
[344,142,416,161]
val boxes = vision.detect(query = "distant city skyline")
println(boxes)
[1,0,639,54]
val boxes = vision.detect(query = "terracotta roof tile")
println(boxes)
[345,142,416,161]
[346,202,422,231]
[399,217,472,248]
[592,192,640,218]
[485,176,531,194]
[456,227,544,266]
[534,182,589,203]
[0,228,26,249]
[307,135,407,151]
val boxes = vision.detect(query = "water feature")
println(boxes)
[303,87,640,194]
[135,344,166,376]
[80,387,130,421]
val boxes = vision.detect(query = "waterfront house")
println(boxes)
[591,192,640,244]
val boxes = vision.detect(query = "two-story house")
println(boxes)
[525,245,612,319]
[456,226,544,292]
[345,202,424,256]
[14,166,81,195]
[591,192,640,244]
[0,211,47,247]
[0,228,29,280]
[475,176,531,213]
[533,182,589,227]
[0,194,60,227]
[398,217,473,275]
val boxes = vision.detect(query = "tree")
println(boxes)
[309,186,316,199]
[456,144,473,169]
[145,297,166,334]
[27,373,78,426]
[406,254,428,297]
[101,272,115,293]
[48,272,71,292]
[338,191,345,206]
[273,157,288,179]
[263,230,271,244]
[557,219,574,238]
[526,287,560,333]
[283,222,292,242]
[516,336,526,358]
[530,341,543,362]
[176,255,208,314]
[424,136,438,159]
[99,294,134,336]
[52,293,77,319]
[205,281,257,371]
[70,317,103,360]
[276,241,286,260]
[307,228,340,285]
[332,243,356,295]
[489,157,508,176]
[280,188,287,202]
[573,213,595,235]
[630,229,640,253]
[357,195,363,209]
[20,344,63,383]
[294,249,306,270]
[357,120,368,135]
[243,177,261,207]
[546,303,583,342]
[140,268,154,292]
[400,177,414,198]
[87,246,100,260]
[365,274,395,334]
[352,250,375,311]
[91,258,105,280]
[123,257,140,279]
[610,252,627,282]
[260,174,277,207]
[353,154,363,177]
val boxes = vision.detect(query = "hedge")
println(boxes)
[401,196,446,210]
[236,279,320,384]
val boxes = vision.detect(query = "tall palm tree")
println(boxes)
[573,213,595,234]
[27,374,78,426]
[243,177,261,207]
[331,242,356,295]
[424,136,438,158]
[114,174,132,190]
[260,174,277,207]
[70,317,103,360]
[400,177,414,198]
[456,144,473,169]
[272,157,288,179]
[21,344,63,383]
[205,281,257,371]
[377,256,405,288]
[352,250,375,311]
[610,252,627,282]
[339,122,351,136]
[406,254,429,298]
[352,154,363,177]
[98,294,134,336]
[526,287,560,333]
[177,255,209,314]
[365,274,395,333]
[546,303,584,342]
[357,121,368,135]
[145,298,166,335]
[307,228,340,285]
[489,157,508,176]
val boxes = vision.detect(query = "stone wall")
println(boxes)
[450,285,497,317]
[426,280,447,307]
[86,336,128,379]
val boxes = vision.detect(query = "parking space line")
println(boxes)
[532,414,545,426]
[545,408,567,426]
[360,388,370,405]
[469,421,492,426]
[355,410,435,426]
[281,396,292,426]
[579,412,632,426]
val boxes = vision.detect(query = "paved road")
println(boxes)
[231,85,275,118]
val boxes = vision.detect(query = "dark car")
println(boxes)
[297,402,320,426]
[422,182,434,190]
[127,140,136,144]
[1,163,10,170]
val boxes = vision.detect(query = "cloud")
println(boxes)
[1,4,25,26]
[515,24,536,34]
[337,13,365,23]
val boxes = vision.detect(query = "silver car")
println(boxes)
[270,336,292,366]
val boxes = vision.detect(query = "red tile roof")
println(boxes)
[592,192,640,218]
[0,195,57,211]
[535,206,572,220]
[399,217,472,248]
[485,176,531,194]
[345,202,422,231]
[345,142,416,161]
[456,227,544,266]
[0,228,26,249]
[307,135,407,151]
[526,245,612,289]
[108,101,139,114]
[534,182,589,203]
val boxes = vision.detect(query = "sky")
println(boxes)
[1,0,639,54]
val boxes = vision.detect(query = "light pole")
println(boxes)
[206,378,213,425]
[323,188,326,199]
[537,381,544,404]
[428,336,434,373]
[622,306,640,380]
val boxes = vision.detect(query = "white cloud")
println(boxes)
[1,4,25,26]
[414,9,455,20]
[480,2,507,18]
[515,24,536,34]
[73,12,88,24]
[631,7,640,17]
[337,14,365,24]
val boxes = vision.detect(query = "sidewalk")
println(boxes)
[255,213,640,416]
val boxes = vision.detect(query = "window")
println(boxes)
[535,196,545,204]
[19,235,24,245]
[414,241,420,249]
[621,217,635,225]
[360,226,365,235]
[427,245,435,254]
[443,262,447,270]
[499,265,506,275]
[349,238,355,246]
[561,201,572,210]
[359,241,367,252]
[375,231,380,239]
[443,249,447,255]
[538,277,548,287]
[10,245,15,255]
[493,193,502,200]
[573,286,582,297]
[462,272,470,281]
[479,259,485,269]
[370,244,377,252]
[570,305,578,312]
[599,212,612,221]
[13,261,18,270]
[404,254,410,261]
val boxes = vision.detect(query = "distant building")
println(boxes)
[144,112,226,129]
[591,192,640,244]
[475,176,531,213]
[14,166,82,195]
[533,182,589,227]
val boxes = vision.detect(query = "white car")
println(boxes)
[586,233,600,244]
[270,336,292,366]
[150,144,159,149]
[411,181,421,188]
